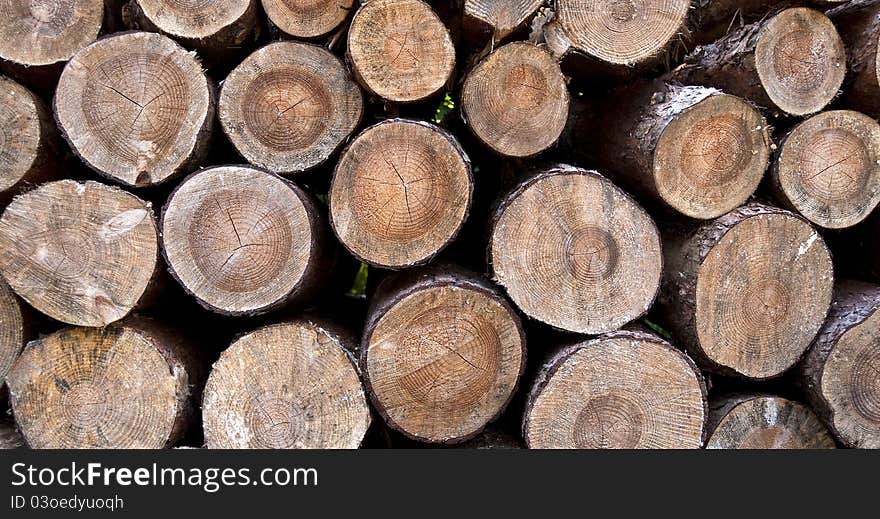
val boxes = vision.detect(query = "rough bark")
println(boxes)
[347,0,455,103]
[523,328,707,449]
[796,281,880,448]
[54,31,215,187]
[202,319,372,449]
[330,119,473,269]
[0,180,159,327]
[593,80,771,219]
[671,7,846,117]
[262,0,354,40]
[769,110,880,229]
[658,202,834,380]
[361,265,526,444]
[705,394,836,448]
[6,317,202,448]
[827,0,880,118]
[489,164,662,334]
[461,41,569,158]
[218,41,363,175]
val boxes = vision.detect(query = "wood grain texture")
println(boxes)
[263,0,354,39]
[0,77,59,194]
[0,0,103,67]
[706,395,836,449]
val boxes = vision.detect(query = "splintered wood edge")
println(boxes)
[706,396,836,449]
[262,0,355,39]
[203,321,372,449]
[0,180,158,327]
[0,0,103,66]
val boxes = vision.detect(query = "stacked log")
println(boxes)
[705,395,836,449]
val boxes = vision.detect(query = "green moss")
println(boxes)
[347,263,369,297]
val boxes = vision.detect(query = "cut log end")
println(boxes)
[203,321,372,449]
[364,274,525,443]
[330,120,472,269]
[491,166,661,334]
[219,42,362,175]
[162,166,319,315]
[464,0,542,36]
[0,280,24,386]
[0,77,45,192]
[7,325,192,449]
[555,0,690,65]
[0,0,103,67]
[694,208,833,379]
[263,0,354,39]
[754,8,846,116]
[654,93,770,219]
[706,396,836,449]
[524,332,706,449]
[347,0,455,102]
[55,31,213,187]
[462,42,569,157]
[133,0,252,40]
[0,180,158,327]
[774,110,880,229]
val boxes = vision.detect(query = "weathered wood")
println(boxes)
[263,0,354,39]
[827,0,880,118]
[203,319,372,449]
[523,329,707,449]
[706,394,836,448]
[0,0,103,69]
[347,0,455,102]
[361,266,525,444]
[330,119,472,269]
[672,7,846,117]
[0,280,24,391]
[797,281,880,448]
[54,31,214,187]
[7,318,201,448]
[461,42,569,158]
[769,110,880,229]
[464,0,542,40]
[593,81,770,219]
[0,180,158,327]
[218,41,362,175]
[490,164,662,334]
[0,77,59,196]
[659,203,834,380]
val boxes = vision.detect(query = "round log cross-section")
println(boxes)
[524,330,707,449]
[219,42,362,175]
[706,395,836,449]
[0,180,158,327]
[0,0,103,68]
[54,31,214,187]
[161,166,330,316]
[490,165,662,334]
[0,280,24,388]
[6,323,198,449]
[362,268,525,443]
[461,42,569,158]
[771,110,880,229]
[661,203,834,379]
[330,119,472,269]
[0,77,57,194]
[125,0,257,43]
[347,0,455,103]
[203,320,372,449]
[262,0,354,39]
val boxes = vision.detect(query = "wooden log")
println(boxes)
[262,0,354,40]
[330,119,472,269]
[769,110,880,229]
[0,77,59,197]
[121,0,260,63]
[361,266,525,443]
[543,0,690,66]
[218,41,362,175]
[0,280,24,391]
[827,0,880,118]
[6,319,201,448]
[203,319,372,448]
[797,281,880,448]
[464,0,542,40]
[347,0,455,103]
[489,164,662,334]
[0,180,158,327]
[705,394,836,449]
[461,42,569,158]
[161,165,333,316]
[659,203,834,380]
[54,31,214,187]
[0,419,23,449]
[523,329,707,449]
[594,81,771,219]
[672,7,846,117]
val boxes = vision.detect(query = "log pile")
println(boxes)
[1,0,879,450]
